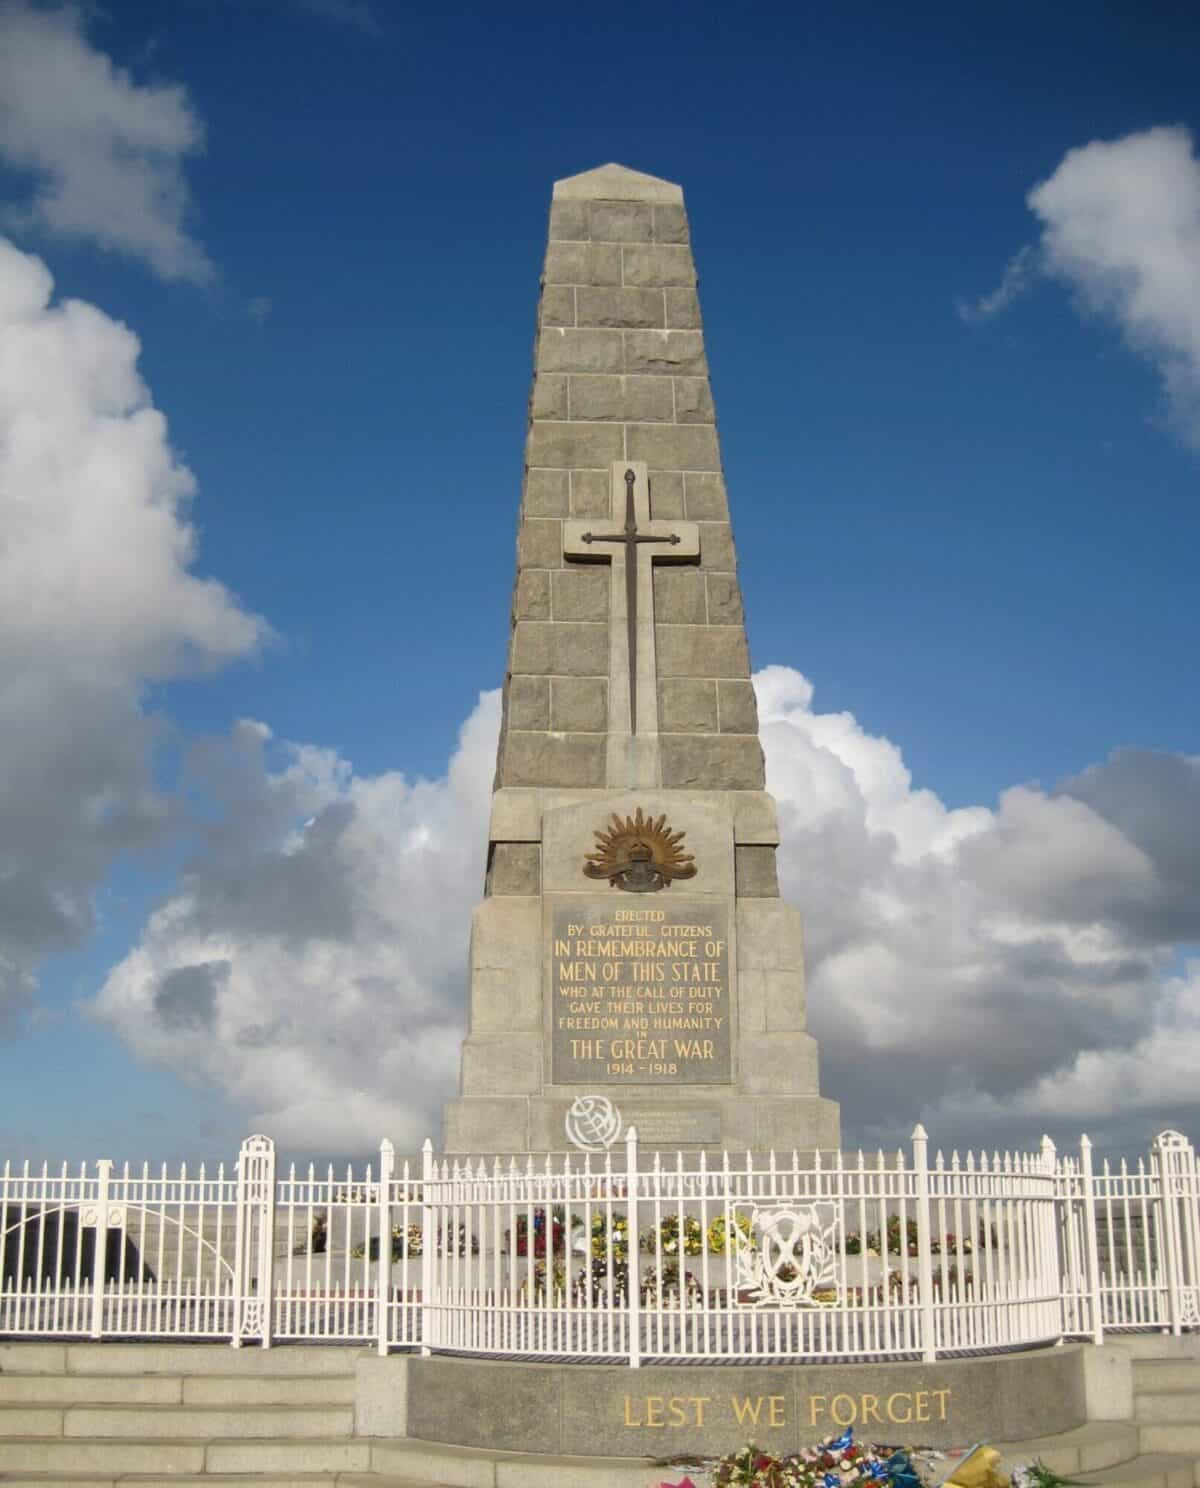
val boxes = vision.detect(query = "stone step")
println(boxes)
[0,1369,358,1407]
[1136,1359,1200,1392]
[993,1422,1142,1477]
[0,1436,378,1475]
[60,1341,362,1376]
[370,1438,667,1487]
[182,1371,358,1405]
[1135,1388,1200,1423]
[56,1403,355,1438]
[0,1342,69,1375]
[1074,1453,1199,1488]
[0,1438,208,1475]
[205,1438,375,1473]
[0,1372,183,1404]
[1140,1423,1200,1455]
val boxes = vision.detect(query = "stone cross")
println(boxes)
[564,461,698,784]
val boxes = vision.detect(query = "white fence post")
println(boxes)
[1079,1134,1105,1345]
[231,1134,276,1349]
[1154,1130,1200,1335]
[1040,1135,1065,1340]
[912,1125,937,1363]
[625,1125,641,1369]
[88,1159,112,1340]
[376,1138,395,1357]
[420,1138,434,1357]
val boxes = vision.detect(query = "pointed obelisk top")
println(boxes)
[552,161,683,203]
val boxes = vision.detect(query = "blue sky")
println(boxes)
[1,0,1198,1166]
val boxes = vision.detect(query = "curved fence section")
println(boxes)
[1,1129,1197,1362]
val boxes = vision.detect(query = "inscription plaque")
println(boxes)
[550,898,731,1085]
[627,1108,721,1144]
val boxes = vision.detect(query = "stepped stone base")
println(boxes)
[0,1336,1197,1485]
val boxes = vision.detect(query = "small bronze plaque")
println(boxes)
[550,898,731,1085]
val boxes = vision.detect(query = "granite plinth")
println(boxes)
[386,1346,1089,1455]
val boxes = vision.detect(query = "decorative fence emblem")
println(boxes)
[565,1094,622,1151]
[733,1203,839,1306]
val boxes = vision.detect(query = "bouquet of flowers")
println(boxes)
[709,1431,906,1488]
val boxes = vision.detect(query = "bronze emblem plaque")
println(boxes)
[583,807,697,893]
[550,898,732,1085]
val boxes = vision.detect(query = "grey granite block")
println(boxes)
[660,733,765,789]
[684,470,730,519]
[527,420,624,469]
[577,286,665,329]
[627,422,720,471]
[622,243,696,286]
[507,675,549,731]
[487,842,541,897]
[513,570,550,620]
[550,676,607,732]
[653,567,707,623]
[588,199,653,242]
[537,327,623,374]
[657,678,718,733]
[552,566,609,621]
[656,624,750,677]
[523,467,569,517]
[624,329,707,376]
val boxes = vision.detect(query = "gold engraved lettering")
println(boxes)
[768,1396,786,1427]
[915,1390,930,1424]
[808,1394,827,1426]
[731,1396,764,1427]
[830,1394,857,1428]
[886,1392,913,1425]
[932,1388,951,1421]
[552,899,730,1084]
[623,1395,641,1427]
[645,1396,664,1427]
[861,1393,882,1425]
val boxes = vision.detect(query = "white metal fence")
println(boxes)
[1,1128,1196,1364]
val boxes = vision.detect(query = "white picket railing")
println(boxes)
[1,1128,1196,1364]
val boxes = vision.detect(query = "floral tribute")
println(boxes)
[707,1430,910,1488]
[656,1435,1078,1488]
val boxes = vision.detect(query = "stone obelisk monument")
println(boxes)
[444,164,840,1153]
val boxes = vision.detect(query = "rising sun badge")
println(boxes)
[582,807,698,893]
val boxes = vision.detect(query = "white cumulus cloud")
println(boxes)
[0,236,265,1026]
[0,2,212,282]
[1029,125,1200,445]
[964,125,1200,447]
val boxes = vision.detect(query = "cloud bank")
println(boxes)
[91,662,1200,1159]
[94,702,497,1155]
[0,236,264,1027]
[0,2,212,282]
